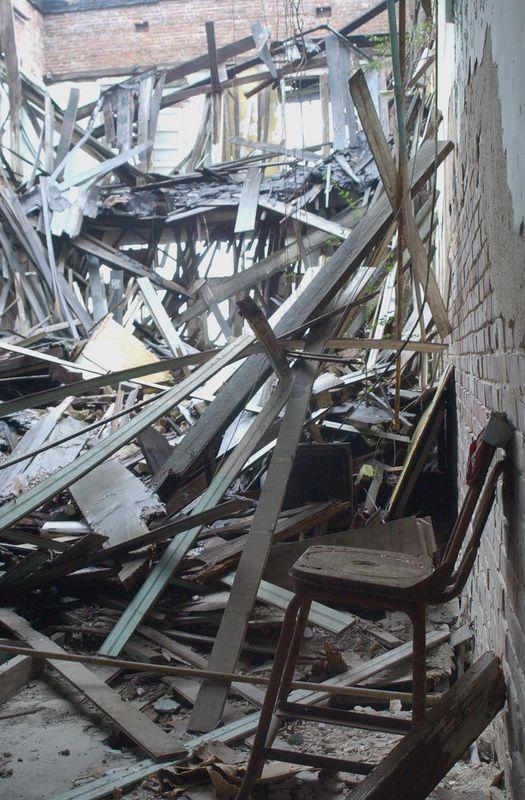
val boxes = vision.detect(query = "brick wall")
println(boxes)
[440,4,525,796]
[13,0,45,82]
[41,0,388,81]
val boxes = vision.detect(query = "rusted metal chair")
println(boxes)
[237,412,512,798]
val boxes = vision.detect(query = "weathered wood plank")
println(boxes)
[0,609,185,760]
[258,195,351,239]
[238,296,290,381]
[55,87,80,168]
[325,34,357,149]
[205,21,221,94]
[349,653,506,800]
[349,68,451,338]
[0,655,42,704]
[189,319,335,732]
[137,276,190,357]
[70,458,165,550]
[234,165,262,233]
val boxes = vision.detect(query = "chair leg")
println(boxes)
[276,595,312,705]
[410,604,427,725]
[237,593,306,800]
[264,595,312,748]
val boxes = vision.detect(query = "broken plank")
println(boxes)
[328,337,447,353]
[138,625,265,709]
[349,68,451,338]
[87,256,108,322]
[251,22,278,80]
[73,234,191,297]
[349,653,506,800]
[238,296,290,382]
[0,609,185,760]
[54,87,80,169]
[189,319,336,732]
[0,397,72,495]
[137,276,190,357]
[0,336,253,538]
[258,195,350,239]
[205,21,221,94]
[220,573,355,636]
[0,654,43,704]
[234,166,262,233]
[325,34,358,149]
[70,458,165,550]
[98,379,291,657]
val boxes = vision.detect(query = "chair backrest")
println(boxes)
[436,413,512,595]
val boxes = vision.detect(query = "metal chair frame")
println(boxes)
[237,413,512,798]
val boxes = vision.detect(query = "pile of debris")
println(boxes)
[0,3,508,799]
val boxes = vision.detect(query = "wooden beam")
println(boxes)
[0,641,442,707]
[137,276,189,357]
[188,319,335,732]
[325,34,358,149]
[73,234,191,297]
[349,69,451,338]
[0,654,42,704]
[54,87,80,168]
[350,653,506,800]
[234,165,262,233]
[238,296,290,382]
[258,195,351,239]
[205,21,221,94]
[328,338,446,352]
[220,573,355,636]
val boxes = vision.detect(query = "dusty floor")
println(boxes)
[0,675,506,800]
[0,603,507,800]
[0,677,139,800]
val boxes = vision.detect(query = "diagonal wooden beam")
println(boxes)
[188,318,335,733]
[0,609,185,761]
[349,69,451,338]
[238,296,291,382]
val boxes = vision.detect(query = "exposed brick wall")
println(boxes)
[41,0,388,80]
[442,19,525,798]
[13,0,45,82]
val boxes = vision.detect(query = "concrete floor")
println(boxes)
[0,676,140,800]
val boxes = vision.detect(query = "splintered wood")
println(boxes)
[0,5,495,800]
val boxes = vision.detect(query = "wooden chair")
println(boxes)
[237,412,512,799]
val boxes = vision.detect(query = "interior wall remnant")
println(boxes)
[441,12,525,798]
[41,0,388,83]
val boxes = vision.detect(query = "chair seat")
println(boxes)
[290,545,434,598]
